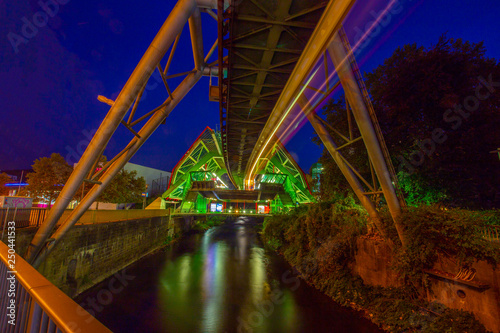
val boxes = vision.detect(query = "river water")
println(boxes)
[76,217,384,333]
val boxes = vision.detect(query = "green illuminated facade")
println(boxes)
[162,127,314,214]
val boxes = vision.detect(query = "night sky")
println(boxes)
[1,0,499,174]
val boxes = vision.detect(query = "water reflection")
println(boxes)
[78,217,384,333]
[159,218,291,332]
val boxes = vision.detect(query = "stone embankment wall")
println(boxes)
[15,214,194,297]
[352,237,500,333]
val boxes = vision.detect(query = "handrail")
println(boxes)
[481,225,500,242]
[0,208,48,229]
[0,208,170,230]
[0,241,111,332]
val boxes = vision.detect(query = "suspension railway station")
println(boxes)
[159,127,314,215]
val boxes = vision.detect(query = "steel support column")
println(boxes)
[327,33,405,246]
[32,70,203,268]
[300,97,387,237]
[189,7,205,71]
[26,0,199,263]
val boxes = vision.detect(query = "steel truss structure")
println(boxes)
[26,0,406,267]
[164,127,225,201]
[217,0,329,186]
[239,1,406,244]
[26,0,224,267]
[263,145,313,204]
[161,127,314,213]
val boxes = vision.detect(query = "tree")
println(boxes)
[364,35,500,208]
[26,153,73,207]
[0,173,13,196]
[74,155,108,202]
[97,169,146,205]
[316,36,500,207]
[72,155,146,208]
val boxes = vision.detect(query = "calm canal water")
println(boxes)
[76,217,384,333]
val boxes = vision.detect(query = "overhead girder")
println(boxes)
[244,0,356,185]
[243,0,405,244]
[220,0,329,187]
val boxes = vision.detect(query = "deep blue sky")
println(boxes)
[1,0,499,174]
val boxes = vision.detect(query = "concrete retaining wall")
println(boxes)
[352,237,500,332]
[14,215,189,297]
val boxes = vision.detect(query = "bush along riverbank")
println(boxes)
[193,215,227,232]
[262,197,500,332]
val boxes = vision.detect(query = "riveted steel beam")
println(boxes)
[244,0,356,188]
[26,0,208,265]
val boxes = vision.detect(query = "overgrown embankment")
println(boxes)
[262,198,500,332]
[192,215,227,231]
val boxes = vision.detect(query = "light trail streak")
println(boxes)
[245,65,322,188]
[276,0,407,151]
[245,0,407,187]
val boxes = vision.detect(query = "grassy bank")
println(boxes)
[193,215,227,231]
[262,198,499,332]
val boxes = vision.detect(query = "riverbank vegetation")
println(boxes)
[384,206,499,290]
[193,215,227,231]
[315,36,499,210]
[262,198,498,332]
[285,35,500,331]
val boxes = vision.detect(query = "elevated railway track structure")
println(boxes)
[161,127,314,214]
[25,0,407,268]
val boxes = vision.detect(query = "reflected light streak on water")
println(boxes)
[77,218,385,333]
[200,236,228,332]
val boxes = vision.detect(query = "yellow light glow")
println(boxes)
[245,66,321,184]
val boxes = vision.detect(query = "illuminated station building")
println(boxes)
[160,127,314,214]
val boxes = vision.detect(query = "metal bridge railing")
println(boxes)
[481,225,500,242]
[0,241,111,333]
[0,208,48,229]
[0,208,170,233]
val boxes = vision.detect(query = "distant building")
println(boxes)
[123,163,171,198]
[310,162,323,193]
[83,163,171,210]
[72,161,171,198]
[0,169,31,196]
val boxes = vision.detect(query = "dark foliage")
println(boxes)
[365,36,500,208]
[262,202,493,332]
